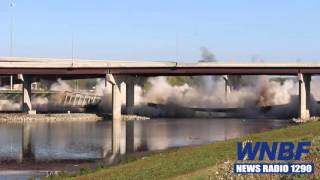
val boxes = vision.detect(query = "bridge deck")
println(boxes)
[1,57,320,77]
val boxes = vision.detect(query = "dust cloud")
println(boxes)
[129,75,320,118]
[0,74,319,119]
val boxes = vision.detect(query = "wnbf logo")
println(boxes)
[234,141,314,174]
[237,141,311,161]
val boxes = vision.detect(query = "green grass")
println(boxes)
[49,121,320,180]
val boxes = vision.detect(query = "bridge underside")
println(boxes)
[1,67,320,79]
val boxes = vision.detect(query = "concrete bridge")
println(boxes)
[0,90,100,109]
[0,57,318,155]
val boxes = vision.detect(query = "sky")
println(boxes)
[0,0,320,62]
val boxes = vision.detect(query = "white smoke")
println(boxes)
[0,100,20,111]
[50,79,72,92]
[95,79,144,113]
[30,79,74,112]
[95,79,112,113]
[0,74,318,119]
[141,76,280,108]
[131,75,320,118]
[32,96,49,111]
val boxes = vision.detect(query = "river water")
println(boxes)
[0,118,291,162]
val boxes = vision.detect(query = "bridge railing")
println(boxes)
[62,91,102,107]
[0,90,102,107]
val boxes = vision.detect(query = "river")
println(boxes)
[0,118,291,179]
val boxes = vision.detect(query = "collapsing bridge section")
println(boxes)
[0,88,101,112]
[62,91,101,107]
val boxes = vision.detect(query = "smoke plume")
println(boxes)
[199,47,216,62]
[130,76,320,118]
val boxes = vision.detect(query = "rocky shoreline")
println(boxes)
[291,116,319,123]
[122,114,150,121]
[0,113,150,123]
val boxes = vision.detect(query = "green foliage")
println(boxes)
[37,79,51,91]
[167,76,194,86]
[45,168,98,179]
[78,79,97,89]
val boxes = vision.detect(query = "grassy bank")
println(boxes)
[49,120,320,180]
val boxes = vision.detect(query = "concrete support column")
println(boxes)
[112,81,121,154]
[106,74,122,155]
[19,74,35,114]
[223,75,231,99]
[298,73,311,121]
[10,75,13,90]
[112,82,121,121]
[126,81,135,114]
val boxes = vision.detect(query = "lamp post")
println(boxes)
[9,0,15,90]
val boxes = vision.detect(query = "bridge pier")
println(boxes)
[18,74,36,114]
[10,75,13,90]
[223,75,231,98]
[112,80,121,154]
[298,73,311,121]
[106,74,122,155]
[126,81,135,114]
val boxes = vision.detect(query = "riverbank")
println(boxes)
[45,119,320,180]
[0,113,149,123]
[0,113,101,123]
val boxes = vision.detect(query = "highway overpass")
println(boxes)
[1,57,320,77]
[0,56,316,155]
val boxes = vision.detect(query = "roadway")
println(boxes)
[1,57,320,78]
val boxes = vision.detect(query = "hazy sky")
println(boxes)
[0,0,319,62]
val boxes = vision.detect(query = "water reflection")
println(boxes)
[0,118,290,162]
